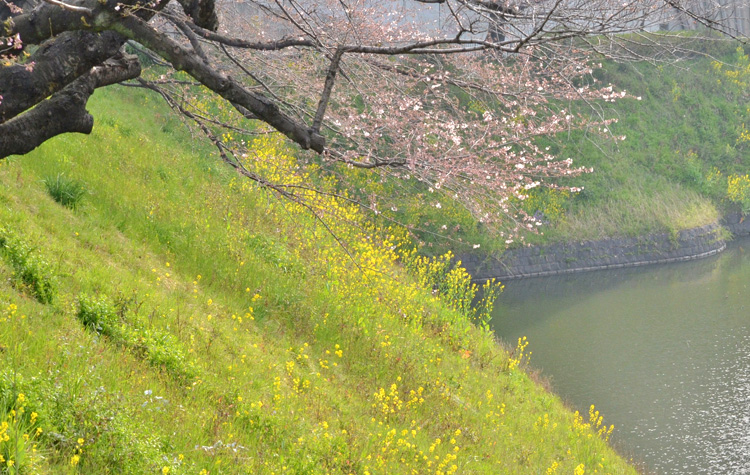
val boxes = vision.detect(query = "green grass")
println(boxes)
[537,184,719,243]
[0,86,636,473]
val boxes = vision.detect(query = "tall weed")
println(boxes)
[42,174,87,209]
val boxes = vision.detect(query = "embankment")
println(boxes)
[460,222,730,281]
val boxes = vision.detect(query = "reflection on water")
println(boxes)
[490,238,750,474]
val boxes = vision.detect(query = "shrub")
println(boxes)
[76,295,119,337]
[76,294,196,382]
[0,227,56,304]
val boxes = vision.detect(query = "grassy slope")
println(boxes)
[0,86,634,474]
[528,40,749,243]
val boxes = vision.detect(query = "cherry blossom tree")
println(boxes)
[0,0,746,236]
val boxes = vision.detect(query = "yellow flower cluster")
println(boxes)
[373,383,404,418]
[571,405,614,442]
[727,173,750,212]
[0,390,43,472]
[507,336,531,371]
[71,437,85,466]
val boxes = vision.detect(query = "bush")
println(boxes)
[76,294,196,382]
[0,227,56,304]
[76,295,119,337]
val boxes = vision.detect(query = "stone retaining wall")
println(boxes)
[458,223,726,282]
[723,212,750,237]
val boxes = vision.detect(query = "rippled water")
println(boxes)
[490,238,750,474]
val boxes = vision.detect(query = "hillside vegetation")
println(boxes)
[394,40,750,254]
[0,87,634,474]
[524,39,750,243]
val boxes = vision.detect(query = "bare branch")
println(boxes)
[107,13,326,152]
[186,21,316,50]
[312,48,344,133]
[42,0,92,14]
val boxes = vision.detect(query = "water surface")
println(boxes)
[491,238,750,473]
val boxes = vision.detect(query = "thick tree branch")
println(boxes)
[0,53,140,157]
[4,0,319,151]
[327,149,407,169]
[312,48,344,133]
[7,0,164,45]
[0,30,124,122]
[109,13,326,152]
[7,0,113,45]
[170,14,209,63]
[125,40,172,67]
[175,0,217,30]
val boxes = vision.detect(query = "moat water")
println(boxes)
[491,236,750,474]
